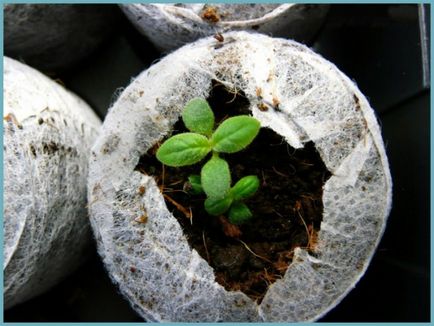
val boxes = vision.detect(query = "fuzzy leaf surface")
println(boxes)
[211,116,260,153]
[187,175,203,195]
[201,156,231,199]
[182,98,215,136]
[228,202,252,224]
[156,133,211,167]
[230,175,260,201]
[204,196,233,216]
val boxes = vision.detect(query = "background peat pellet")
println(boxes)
[3,57,101,309]
[119,4,329,51]
[4,4,120,73]
[88,32,392,322]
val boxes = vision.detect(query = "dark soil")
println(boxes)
[136,82,331,303]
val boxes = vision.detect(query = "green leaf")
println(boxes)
[211,116,260,153]
[204,196,233,216]
[228,202,253,224]
[187,175,204,195]
[156,133,211,167]
[230,175,260,201]
[182,98,215,136]
[201,156,231,198]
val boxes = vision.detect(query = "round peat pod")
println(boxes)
[4,4,118,72]
[88,32,392,322]
[119,4,329,52]
[3,57,101,309]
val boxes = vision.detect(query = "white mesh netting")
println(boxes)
[119,4,329,51]
[88,32,392,322]
[3,57,101,309]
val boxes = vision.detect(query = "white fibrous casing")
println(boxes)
[119,4,329,51]
[4,4,117,72]
[3,57,101,309]
[88,32,392,322]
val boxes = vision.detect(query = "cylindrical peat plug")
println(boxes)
[4,4,118,72]
[120,4,329,51]
[3,57,101,309]
[88,32,392,322]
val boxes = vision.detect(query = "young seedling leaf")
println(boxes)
[228,202,253,224]
[204,196,233,216]
[230,175,260,201]
[187,175,204,195]
[182,98,215,136]
[201,155,231,199]
[211,116,260,153]
[156,133,211,167]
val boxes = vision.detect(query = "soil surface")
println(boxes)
[136,82,331,303]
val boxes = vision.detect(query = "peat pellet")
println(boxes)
[3,57,101,309]
[88,32,392,322]
[120,4,329,51]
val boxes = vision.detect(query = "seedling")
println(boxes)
[203,174,260,224]
[156,98,260,224]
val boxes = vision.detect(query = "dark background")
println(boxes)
[4,4,430,322]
